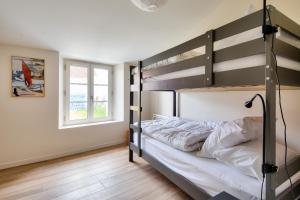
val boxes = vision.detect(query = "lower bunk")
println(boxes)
[129,117,300,200]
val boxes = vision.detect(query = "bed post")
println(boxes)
[172,91,176,117]
[129,65,135,162]
[137,61,142,157]
[205,30,214,86]
[264,7,277,199]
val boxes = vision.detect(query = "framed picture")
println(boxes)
[11,56,45,97]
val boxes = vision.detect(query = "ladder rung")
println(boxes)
[129,142,143,156]
[132,74,139,82]
[130,66,137,72]
[131,70,137,76]
[131,67,138,75]
[129,124,142,132]
[130,106,142,112]
[130,84,139,92]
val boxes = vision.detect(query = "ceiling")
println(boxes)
[0,0,299,64]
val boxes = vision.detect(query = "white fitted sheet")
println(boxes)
[143,27,300,82]
[134,133,300,200]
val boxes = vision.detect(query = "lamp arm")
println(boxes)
[254,94,267,177]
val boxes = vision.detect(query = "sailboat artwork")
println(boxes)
[11,56,45,97]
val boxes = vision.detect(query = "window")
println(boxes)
[64,60,112,125]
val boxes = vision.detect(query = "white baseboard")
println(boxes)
[0,139,126,170]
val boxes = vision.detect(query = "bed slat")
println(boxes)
[275,40,300,63]
[276,155,300,187]
[142,66,266,91]
[214,10,263,41]
[277,67,300,87]
[214,38,265,63]
[142,54,206,79]
[213,66,265,87]
[270,5,300,39]
[276,180,300,200]
[142,65,300,91]
[143,75,205,91]
[142,34,207,68]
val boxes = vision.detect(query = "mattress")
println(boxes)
[133,133,300,200]
[143,27,300,82]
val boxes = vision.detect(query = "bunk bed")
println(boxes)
[128,5,300,200]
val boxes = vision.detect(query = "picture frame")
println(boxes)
[11,56,45,97]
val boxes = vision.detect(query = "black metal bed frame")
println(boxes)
[129,5,300,200]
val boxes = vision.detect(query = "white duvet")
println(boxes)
[206,140,298,181]
[139,116,220,151]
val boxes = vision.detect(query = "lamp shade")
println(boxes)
[130,0,168,12]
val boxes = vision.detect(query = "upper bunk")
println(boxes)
[131,5,300,92]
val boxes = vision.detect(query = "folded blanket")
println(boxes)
[137,116,220,152]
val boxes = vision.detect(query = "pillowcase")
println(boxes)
[198,117,263,158]
[205,140,297,181]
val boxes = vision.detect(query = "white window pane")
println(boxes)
[94,86,108,101]
[94,68,108,85]
[70,84,88,102]
[70,65,88,84]
[93,102,108,119]
[69,102,87,120]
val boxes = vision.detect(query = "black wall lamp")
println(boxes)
[245,94,278,178]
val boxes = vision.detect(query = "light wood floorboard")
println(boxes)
[0,145,192,200]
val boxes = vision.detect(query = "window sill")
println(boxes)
[60,120,124,130]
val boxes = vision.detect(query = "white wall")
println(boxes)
[114,63,126,121]
[0,45,128,169]
[186,0,300,40]
[148,0,300,153]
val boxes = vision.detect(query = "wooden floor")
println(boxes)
[0,145,192,200]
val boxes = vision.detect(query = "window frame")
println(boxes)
[64,60,113,126]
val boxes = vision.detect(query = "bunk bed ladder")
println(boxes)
[137,61,142,157]
[129,64,143,162]
[129,65,134,162]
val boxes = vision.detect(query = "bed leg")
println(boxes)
[129,148,134,162]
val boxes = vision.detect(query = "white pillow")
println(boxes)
[198,117,263,158]
[206,140,297,181]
